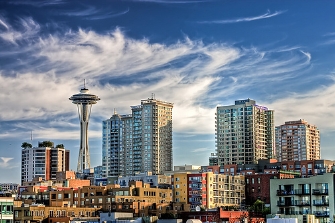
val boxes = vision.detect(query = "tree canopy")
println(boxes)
[39,141,53,147]
[56,144,64,148]
[21,142,32,149]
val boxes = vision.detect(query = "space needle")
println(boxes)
[69,81,100,173]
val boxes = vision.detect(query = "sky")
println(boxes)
[1,0,335,183]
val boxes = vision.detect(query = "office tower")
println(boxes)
[275,119,320,162]
[102,97,173,177]
[70,84,100,173]
[215,99,274,165]
[21,141,69,184]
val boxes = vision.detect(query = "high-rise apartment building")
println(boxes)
[21,141,69,184]
[102,97,173,177]
[215,99,274,165]
[275,119,320,162]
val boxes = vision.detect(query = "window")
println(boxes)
[258,178,260,184]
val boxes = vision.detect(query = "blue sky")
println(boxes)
[1,0,335,183]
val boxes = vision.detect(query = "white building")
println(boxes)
[270,173,335,223]
[21,142,69,184]
[102,97,173,177]
[0,197,14,223]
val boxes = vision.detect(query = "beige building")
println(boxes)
[275,119,320,162]
[216,99,274,165]
[171,172,245,210]
[14,205,100,223]
[16,181,188,218]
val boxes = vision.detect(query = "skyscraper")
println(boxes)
[275,119,320,162]
[21,141,69,184]
[215,99,274,165]
[70,84,100,173]
[102,97,173,177]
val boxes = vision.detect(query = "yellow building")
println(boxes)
[172,172,245,210]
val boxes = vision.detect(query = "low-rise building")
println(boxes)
[172,172,245,210]
[270,173,335,223]
[0,196,14,223]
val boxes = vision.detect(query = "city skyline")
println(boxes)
[1,0,335,183]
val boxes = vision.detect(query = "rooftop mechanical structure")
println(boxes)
[69,84,100,173]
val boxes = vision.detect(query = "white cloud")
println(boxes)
[192,147,212,153]
[0,157,13,168]
[198,10,285,24]
[0,17,314,141]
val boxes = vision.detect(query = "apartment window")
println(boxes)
[251,178,254,184]
[57,194,62,199]
[258,178,260,184]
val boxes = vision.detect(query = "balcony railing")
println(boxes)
[313,211,329,217]
[313,200,329,206]
[277,211,309,215]
[277,190,294,196]
[277,201,294,206]
[294,189,310,195]
[295,200,310,206]
[312,189,328,195]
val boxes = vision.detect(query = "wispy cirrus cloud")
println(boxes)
[0,16,40,45]
[132,0,206,3]
[192,147,212,153]
[0,16,313,142]
[9,0,65,7]
[198,10,285,24]
[60,5,129,20]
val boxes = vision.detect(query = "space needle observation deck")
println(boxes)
[69,83,100,173]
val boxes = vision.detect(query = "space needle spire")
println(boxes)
[69,81,100,173]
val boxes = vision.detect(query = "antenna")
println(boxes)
[114,108,117,115]
[151,93,155,99]
[84,79,86,89]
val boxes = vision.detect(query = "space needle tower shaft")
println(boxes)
[69,81,100,173]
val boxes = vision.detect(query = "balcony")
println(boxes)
[294,189,310,195]
[277,190,294,196]
[295,200,310,206]
[277,201,294,206]
[313,211,329,217]
[313,200,329,206]
[312,189,328,195]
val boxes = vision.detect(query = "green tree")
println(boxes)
[56,144,64,148]
[40,141,53,147]
[21,142,32,149]
[249,199,270,216]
